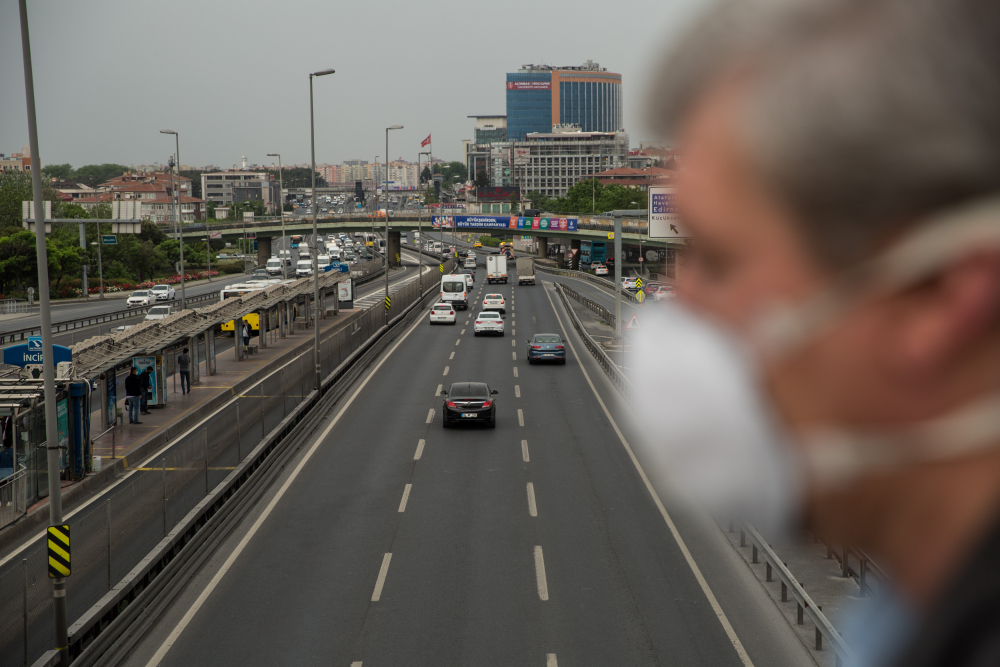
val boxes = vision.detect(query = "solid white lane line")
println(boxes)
[512,351,517,361]
[534,546,549,601]
[513,367,518,378]
[398,484,412,512]
[547,654,558,667]
[443,366,449,376]
[541,286,756,667]
[414,439,425,460]
[371,552,393,601]
[518,409,524,427]
[435,384,442,396]
[515,385,521,398]
[449,351,455,360]
[142,309,428,667]
[527,482,537,517]
[426,408,435,424]
[522,439,530,462]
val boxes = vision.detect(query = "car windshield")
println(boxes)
[132,291,149,297]
[478,312,501,320]
[442,281,464,293]
[148,306,170,315]
[153,285,168,291]
[486,295,502,300]
[433,305,452,311]
[448,383,488,398]
[534,335,560,344]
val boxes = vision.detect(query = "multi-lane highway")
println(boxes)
[116,259,813,667]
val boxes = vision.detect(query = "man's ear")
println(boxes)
[889,253,1000,377]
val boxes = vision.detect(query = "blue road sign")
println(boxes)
[3,336,72,367]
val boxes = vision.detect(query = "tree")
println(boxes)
[423,185,438,205]
[0,171,61,232]
[475,170,490,187]
[509,194,519,215]
[0,231,36,294]
[42,164,74,181]
[206,200,217,219]
[420,166,432,184]
[264,168,326,189]
[71,164,129,188]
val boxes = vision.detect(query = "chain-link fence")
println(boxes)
[0,257,452,667]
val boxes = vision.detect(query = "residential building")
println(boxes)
[516,127,628,199]
[51,181,97,200]
[468,115,507,145]
[0,151,32,174]
[201,170,279,212]
[99,172,192,197]
[75,191,206,222]
[506,61,622,141]
[594,166,677,190]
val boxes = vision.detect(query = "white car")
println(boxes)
[151,284,175,301]
[593,263,609,276]
[482,294,506,314]
[429,302,457,325]
[126,290,154,308]
[473,311,505,336]
[621,277,639,290]
[144,305,174,321]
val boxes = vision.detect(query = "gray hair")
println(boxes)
[648,0,1000,267]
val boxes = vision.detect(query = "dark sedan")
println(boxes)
[526,334,566,364]
[440,382,498,428]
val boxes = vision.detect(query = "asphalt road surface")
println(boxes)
[117,263,813,667]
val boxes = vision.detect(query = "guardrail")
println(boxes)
[1,292,226,346]
[1,300,29,315]
[559,282,617,330]
[0,467,27,530]
[739,523,855,665]
[537,264,640,304]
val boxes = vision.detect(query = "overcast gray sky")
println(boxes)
[0,0,705,170]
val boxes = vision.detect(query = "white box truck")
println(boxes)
[487,255,508,284]
[516,257,535,285]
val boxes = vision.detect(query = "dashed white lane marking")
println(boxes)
[527,482,537,517]
[449,351,455,360]
[522,440,530,462]
[534,546,549,601]
[547,655,558,667]
[461,329,465,334]
[443,366,449,376]
[518,409,524,427]
[371,553,393,601]
[513,367,518,378]
[541,283,756,667]
[512,329,515,336]
[512,339,516,347]
[398,484,412,512]
[515,385,521,398]
[512,351,517,361]
[435,384,442,396]
[455,338,461,346]
[426,408,435,423]
[414,439,425,460]
[352,662,363,667]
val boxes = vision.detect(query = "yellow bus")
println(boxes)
[219,283,296,333]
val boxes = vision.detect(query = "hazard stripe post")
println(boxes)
[48,524,70,578]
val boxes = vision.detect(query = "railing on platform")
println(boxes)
[0,467,27,530]
[0,300,30,316]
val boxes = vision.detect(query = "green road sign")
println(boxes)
[102,235,117,245]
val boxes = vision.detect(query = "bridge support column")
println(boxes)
[256,236,272,268]
[258,309,267,348]
[570,239,581,270]
[388,231,401,268]
[537,236,548,259]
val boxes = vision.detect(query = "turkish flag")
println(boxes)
[421,134,431,147]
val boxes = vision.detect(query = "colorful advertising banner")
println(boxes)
[507,81,551,90]
[433,216,577,231]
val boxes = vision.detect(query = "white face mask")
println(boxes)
[630,196,1000,535]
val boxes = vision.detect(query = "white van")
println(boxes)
[296,259,313,277]
[439,274,469,310]
[266,258,284,276]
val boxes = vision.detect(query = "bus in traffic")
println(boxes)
[218,282,296,333]
[290,235,303,249]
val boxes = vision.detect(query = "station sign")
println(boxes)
[3,336,73,368]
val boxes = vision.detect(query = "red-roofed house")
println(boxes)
[594,166,677,190]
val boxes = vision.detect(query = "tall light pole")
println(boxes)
[385,126,403,318]
[19,1,68,660]
[418,150,431,277]
[370,162,378,261]
[309,67,335,391]
[160,130,186,309]
[267,152,287,279]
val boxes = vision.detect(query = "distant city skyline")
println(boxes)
[0,0,707,168]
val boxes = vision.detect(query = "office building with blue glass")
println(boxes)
[506,61,622,141]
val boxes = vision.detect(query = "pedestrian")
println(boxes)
[138,367,152,415]
[632,1,1000,666]
[124,367,142,424]
[177,347,191,394]
[242,320,251,355]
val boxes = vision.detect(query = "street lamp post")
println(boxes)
[267,152,287,279]
[160,130,186,309]
[418,150,431,277]
[309,67,335,391]
[385,126,403,319]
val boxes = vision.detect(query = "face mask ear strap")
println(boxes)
[749,195,1000,359]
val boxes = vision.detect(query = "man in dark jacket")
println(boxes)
[138,367,152,415]
[643,1,1000,665]
[124,367,142,424]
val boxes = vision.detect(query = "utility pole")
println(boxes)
[19,1,68,662]
[267,153,287,279]
[308,68,335,391]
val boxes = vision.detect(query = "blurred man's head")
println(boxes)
[649,0,1000,547]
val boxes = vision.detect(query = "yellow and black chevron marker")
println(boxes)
[384,295,391,310]
[47,524,70,578]
[635,277,643,289]
[439,264,444,273]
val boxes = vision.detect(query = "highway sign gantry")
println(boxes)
[47,524,71,578]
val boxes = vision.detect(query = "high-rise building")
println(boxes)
[506,61,622,141]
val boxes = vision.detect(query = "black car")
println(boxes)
[440,382,498,428]
[526,333,566,364]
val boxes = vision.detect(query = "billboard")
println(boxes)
[507,81,551,91]
[433,216,577,231]
[513,148,530,166]
[476,186,520,203]
[648,186,688,238]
